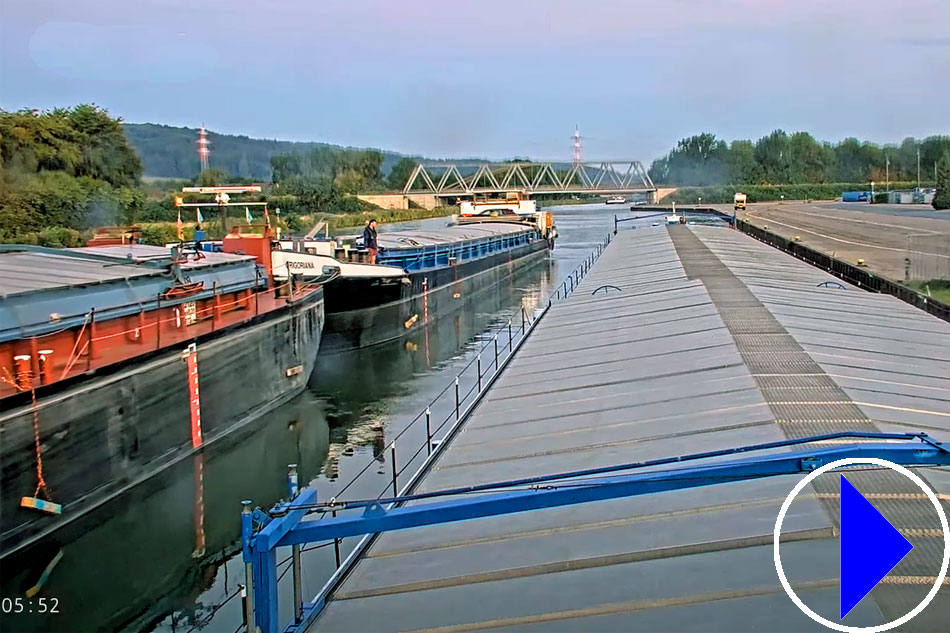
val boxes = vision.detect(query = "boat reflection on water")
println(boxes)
[313,255,553,483]
[0,391,330,633]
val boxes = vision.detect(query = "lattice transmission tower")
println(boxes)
[572,125,583,166]
[197,124,211,172]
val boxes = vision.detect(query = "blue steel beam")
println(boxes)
[274,441,949,548]
[303,431,927,512]
[246,488,316,633]
[254,488,317,552]
[246,433,949,633]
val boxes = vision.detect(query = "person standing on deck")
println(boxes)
[363,218,379,264]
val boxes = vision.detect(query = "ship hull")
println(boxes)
[0,290,324,558]
[320,238,550,354]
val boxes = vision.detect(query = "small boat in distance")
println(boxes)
[605,196,626,205]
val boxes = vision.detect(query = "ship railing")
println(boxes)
[237,231,615,633]
[0,274,320,401]
[385,229,536,271]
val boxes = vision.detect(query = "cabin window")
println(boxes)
[183,301,198,326]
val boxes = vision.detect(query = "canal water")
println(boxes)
[1,205,722,633]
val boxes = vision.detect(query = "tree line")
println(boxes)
[648,131,950,187]
[122,123,407,180]
[0,105,148,244]
[3,106,947,247]
[266,147,418,215]
[0,106,423,244]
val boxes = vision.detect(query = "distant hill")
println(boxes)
[122,123,408,181]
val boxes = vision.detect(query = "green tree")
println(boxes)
[237,153,252,179]
[933,152,950,210]
[660,133,728,186]
[195,168,230,186]
[648,156,669,184]
[0,105,148,238]
[65,104,143,187]
[334,169,367,194]
[787,132,827,183]
[0,109,82,175]
[387,157,417,190]
[727,140,757,184]
[754,130,790,184]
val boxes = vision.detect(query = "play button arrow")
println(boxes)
[840,474,914,619]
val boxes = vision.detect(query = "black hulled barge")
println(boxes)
[276,206,557,353]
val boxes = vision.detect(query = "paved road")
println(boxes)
[737,202,950,281]
[813,202,948,220]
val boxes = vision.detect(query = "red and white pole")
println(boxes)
[182,343,202,448]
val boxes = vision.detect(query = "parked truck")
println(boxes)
[734,192,747,211]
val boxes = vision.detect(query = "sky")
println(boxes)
[1,0,948,162]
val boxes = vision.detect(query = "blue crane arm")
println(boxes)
[243,431,948,633]
[273,438,949,548]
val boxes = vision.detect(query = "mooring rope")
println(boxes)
[2,366,51,501]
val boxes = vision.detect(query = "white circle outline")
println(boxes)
[773,457,949,632]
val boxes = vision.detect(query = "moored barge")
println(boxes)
[0,227,327,558]
[275,208,556,353]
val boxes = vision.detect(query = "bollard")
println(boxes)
[390,442,398,498]
[521,308,526,334]
[37,350,54,385]
[508,320,512,352]
[241,500,255,631]
[477,354,482,392]
[425,408,432,456]
[455,377,460,420]
[13,355,31,391]
[494,336,499,371]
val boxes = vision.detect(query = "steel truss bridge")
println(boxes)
[403,161,656,197]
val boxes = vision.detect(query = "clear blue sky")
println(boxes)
[1,0,948,162]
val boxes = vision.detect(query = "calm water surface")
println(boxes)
[1,205,718,633]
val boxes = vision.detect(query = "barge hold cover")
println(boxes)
[310,226,950,633]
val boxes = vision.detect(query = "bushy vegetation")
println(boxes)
[123,123,408,180]
[12,226,85,248]
[934,153,950,210]
[5,105,946,248]
[907,279,950,305]
[324,207,455,231]
[667,181,933,205]
[650,131,950,187]
[264,146,397,218]
[0,105,147,242]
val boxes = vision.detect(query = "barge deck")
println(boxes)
[307,225,950,633]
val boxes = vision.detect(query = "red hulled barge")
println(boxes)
[0,225,327,558]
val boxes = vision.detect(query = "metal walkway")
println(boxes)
[309,226,950,633]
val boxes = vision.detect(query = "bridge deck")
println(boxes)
[310,225,950,633]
